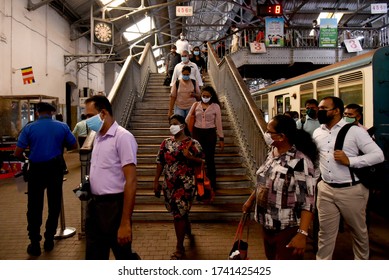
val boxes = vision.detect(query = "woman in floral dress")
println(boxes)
[153,114,204,259]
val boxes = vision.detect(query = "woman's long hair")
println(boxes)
[201,85,220,106]
[273,114,318,164]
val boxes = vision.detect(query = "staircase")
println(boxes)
[129,73,253,221]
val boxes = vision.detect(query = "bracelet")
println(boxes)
[297,229,308,237]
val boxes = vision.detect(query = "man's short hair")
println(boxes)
[171,45,177,49]
[37,102,56,113]
[345,103,363,116]
[182,66,191,73]
[85,95,113,116]
[305,99,318,107]
[322,96,344,115]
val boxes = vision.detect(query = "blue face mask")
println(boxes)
[182,75,190,81]
[86,114,103,132]
[194,51,200,56]
[181,57,189,63]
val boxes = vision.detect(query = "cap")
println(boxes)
[37,102,56,113]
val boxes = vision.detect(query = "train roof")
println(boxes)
[252,47,388,96]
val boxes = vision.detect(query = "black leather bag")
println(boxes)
[163,76,171,86]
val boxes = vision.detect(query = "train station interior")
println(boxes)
[0,0,389,260]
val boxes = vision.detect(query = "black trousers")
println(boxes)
[85,193,134,260]
[27,157,64,243]
[193,127,217,189]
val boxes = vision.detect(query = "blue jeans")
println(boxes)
[174,106,190,119]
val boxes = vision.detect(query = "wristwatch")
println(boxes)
[297,229,308,237]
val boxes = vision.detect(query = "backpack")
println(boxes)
[334,123,385,189]
[176,78,196,91]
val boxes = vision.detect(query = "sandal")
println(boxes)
[170,250,185,260]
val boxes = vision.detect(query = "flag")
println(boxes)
[21,66,35,84]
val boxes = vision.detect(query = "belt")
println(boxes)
[91,192,123,202]
[325,181,360,188]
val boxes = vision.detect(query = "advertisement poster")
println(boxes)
[265,17,284,47]
[319,18,338,47]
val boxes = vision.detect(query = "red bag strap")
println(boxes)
[234,213,249,242]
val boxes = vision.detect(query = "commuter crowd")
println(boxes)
[13,30,385,261]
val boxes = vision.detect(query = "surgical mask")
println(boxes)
[317,110,331,124]
[201,97,211,103]
[306,108,316,119]
[194,51,200,56]
[182,75,190,81]
[181,57,189,63]
[170,124,182,135]
[86,114,103,132]
[263,132,274,146]
[343,116,356,123]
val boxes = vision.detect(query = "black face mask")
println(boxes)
[306,108,316,119]
[317,110,331,124]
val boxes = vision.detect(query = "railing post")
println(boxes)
[77,131,95,239]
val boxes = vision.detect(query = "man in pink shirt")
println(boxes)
[84,95,138,260]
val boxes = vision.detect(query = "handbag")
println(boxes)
[195,161,214,203]
[187,102,199,134]
[229,213,249,260]
[163,76,171,86]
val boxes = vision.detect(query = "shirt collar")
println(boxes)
[97,121,118,138]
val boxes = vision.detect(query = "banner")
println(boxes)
[319,18,338,47]
[265,17,284,47]
[21,66,35,84]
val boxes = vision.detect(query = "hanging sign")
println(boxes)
[176,6,193,16]
[371,3,387,14]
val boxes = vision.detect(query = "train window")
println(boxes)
[317,89,334,101]
[275,95,284,115]
[285,97,291,112]
[339,71,363,106]
[339,84,363,105]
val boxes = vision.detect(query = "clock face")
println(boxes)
[94,22,112,43]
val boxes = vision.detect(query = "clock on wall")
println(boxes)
[93,19,113,45]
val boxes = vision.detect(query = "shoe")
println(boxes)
[27,242,41,256]
[63,169,69,175]
[44,240,54,252]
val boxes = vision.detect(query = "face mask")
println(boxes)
[201,97,211,103]
[317,110,331,124]
[182,75,190,81]
[263,132,274,146]
[86,114,103,132]
[306,108,316,119]
[343,116,356,123]
[170,124,182,135]
[181,57,189,63]
[194,51,200,56]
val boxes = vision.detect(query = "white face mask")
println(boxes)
[170,124,182,135]
[201,97,211,103]
[263,132,274,146]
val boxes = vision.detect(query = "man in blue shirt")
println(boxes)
[14,102,77,256]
